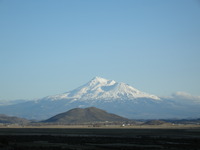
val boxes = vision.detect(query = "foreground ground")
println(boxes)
[0,126,200,150]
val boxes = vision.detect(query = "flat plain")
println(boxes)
[0,126,200,150]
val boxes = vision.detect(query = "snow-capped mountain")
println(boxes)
[0,77,199,120]
[48,76,160,101]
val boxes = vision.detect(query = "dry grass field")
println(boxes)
[0,123,200,129]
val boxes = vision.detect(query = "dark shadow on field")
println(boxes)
[0,128,200,150]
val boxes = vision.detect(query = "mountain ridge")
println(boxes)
[0,114,29,124]
[0,77,199,120]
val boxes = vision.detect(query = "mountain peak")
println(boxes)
[90,76,110,84]
[92,76,108,82]
[48,77,160,101]
[88,77,116,87]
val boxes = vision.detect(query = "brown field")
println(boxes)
[1,123,200,129]
[0,125,200,150]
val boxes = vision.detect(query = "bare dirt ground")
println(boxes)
[0,126,200,150]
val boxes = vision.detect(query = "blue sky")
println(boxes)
[0,0,200,100]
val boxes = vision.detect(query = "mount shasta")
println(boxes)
[0,77,200,120]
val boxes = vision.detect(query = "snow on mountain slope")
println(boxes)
[48,77,160,101]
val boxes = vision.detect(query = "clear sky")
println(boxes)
[0,0,200,100]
